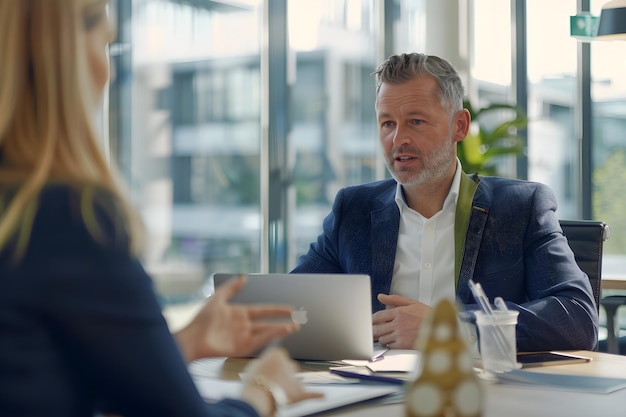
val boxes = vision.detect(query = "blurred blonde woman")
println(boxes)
[0,1,321,416]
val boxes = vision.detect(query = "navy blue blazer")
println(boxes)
[0,185,259,417]
[292,175,599,352]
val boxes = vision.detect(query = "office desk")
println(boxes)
[194,351,626,417]
[321,350,626,417]
[602,273,626,290]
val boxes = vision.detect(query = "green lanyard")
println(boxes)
[454,172,479,288]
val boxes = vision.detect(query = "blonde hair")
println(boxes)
[0,0,143,258]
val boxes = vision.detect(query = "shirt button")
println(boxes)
[424,263,432,269]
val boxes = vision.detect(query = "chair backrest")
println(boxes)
[559,220,610,312]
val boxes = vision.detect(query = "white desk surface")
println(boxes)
[194,350,626,417]
[320,350,626,417]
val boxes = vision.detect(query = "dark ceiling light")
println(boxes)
[597,0,626,40]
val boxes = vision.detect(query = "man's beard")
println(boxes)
[385,137,456,188]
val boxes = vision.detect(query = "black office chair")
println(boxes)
[601,295,626,354]
[559,220,613,352]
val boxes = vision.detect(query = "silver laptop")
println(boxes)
[211,273,374,361]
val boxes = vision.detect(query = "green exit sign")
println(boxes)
[570,14,599,39]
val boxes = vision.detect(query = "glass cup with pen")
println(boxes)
[469,280,521,373]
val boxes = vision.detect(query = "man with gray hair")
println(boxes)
[292,52,598,353]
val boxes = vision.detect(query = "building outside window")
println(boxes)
[108,1,626,323]
[109,0,382,307]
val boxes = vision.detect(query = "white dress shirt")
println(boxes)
[390,159,462,306]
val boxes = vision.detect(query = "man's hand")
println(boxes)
[175,275,299,362]
[372,293,432,349]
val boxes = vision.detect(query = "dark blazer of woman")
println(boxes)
[0,185,258,417]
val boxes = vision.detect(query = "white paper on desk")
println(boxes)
[275,384,400,417]
[238,371,358,385]
[496,369,626,394]
[194,377,242,401]
[193,377,400,417]
[295,371,360,384]
[366,350,420,373]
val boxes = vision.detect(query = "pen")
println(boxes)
[370,347,389,362]
[494,296,508,312]
[469,279,513,360]
[329,368,405,385]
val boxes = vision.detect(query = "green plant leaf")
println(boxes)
[458,99,527,177]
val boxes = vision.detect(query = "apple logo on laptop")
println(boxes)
[291,307,309,325]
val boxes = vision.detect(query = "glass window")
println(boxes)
[526,0,579,219]
[109,0,263,307]
[590,6,626,268]
[472,0,512,88]
[469,0,517,179]
[288,0,382,264]
[108,0,382,310]
[394,0,427,54]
